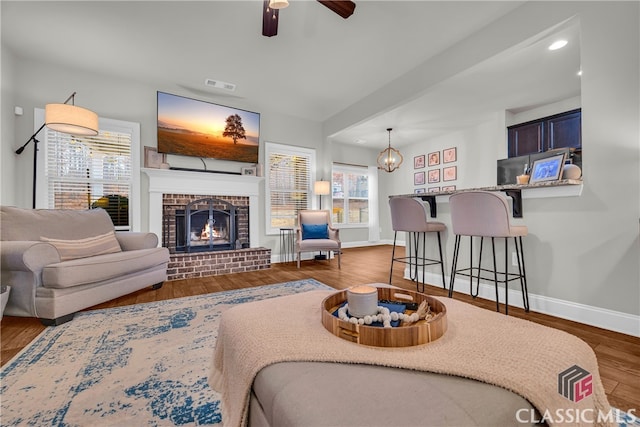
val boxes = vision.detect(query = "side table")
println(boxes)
[279,228,295,263]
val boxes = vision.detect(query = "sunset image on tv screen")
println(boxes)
[157,92,260,163]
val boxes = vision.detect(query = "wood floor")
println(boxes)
[2,245,638,413]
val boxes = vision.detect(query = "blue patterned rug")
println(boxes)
[0,279,332,426]
[2,279,638,426]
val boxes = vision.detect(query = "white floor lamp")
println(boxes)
[314,180,330,210]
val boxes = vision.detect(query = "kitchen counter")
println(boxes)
[390,179,583,218]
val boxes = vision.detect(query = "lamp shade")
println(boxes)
[45,103,99,136]
[314,180,331,196]
[269,0,289,9]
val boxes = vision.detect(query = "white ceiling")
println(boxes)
[2,1,580,150]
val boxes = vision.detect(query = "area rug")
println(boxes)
[0,279,332,426]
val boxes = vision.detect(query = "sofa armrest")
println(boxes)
[115,232,159,251]
[1,241,61,272]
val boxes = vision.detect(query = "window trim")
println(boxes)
[264,142,316,235]
[34,108,141,231]
[331,163,371,229]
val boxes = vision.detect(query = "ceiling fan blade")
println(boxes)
[317,0,356,19]
[262,0,279,37]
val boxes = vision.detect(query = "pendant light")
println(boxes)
[377,128,403,173]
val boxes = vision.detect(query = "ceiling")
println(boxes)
[2,1,580,150]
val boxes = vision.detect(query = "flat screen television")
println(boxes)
[157,91,260,163]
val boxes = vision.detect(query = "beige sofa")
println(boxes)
[0,206,170,325]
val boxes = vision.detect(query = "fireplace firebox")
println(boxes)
[175,198,238,253]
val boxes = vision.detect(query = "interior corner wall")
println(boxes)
[3,55,324,255]
[1,47,17,206]
[366,2,640,319]
[327,140,379,244]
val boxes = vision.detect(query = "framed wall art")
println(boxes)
[443,166,457,181]
[428,169,440,183]
[414,171,425,186]
[414,188,426,194]
[414,154,425,169]
[144,146,166,169]
[428,187,440,193]
[428,151,440,166]
[443,147,457,163]
[530,153,566,183]
[442,185,457,191]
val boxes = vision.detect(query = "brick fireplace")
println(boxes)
[143,168,270,280]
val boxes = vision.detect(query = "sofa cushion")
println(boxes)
[1,206,115,241]
[42,248,168,289]
[41,231,122,261]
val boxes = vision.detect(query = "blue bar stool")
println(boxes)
[389,197,446,292]
[447,191,530,314]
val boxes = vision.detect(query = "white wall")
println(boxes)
[1,47,17,206]
[1,52,324,256]
[329,2,639,326]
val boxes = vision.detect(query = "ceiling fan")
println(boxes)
[262,0,356,37]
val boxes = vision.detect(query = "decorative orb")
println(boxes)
[563,164,582,180]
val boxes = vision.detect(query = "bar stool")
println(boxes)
[389,197,446,292]
[447,191,530,315]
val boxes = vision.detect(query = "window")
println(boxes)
[35,109,140,230]
[331,164,369,226]
[265,142,315,234]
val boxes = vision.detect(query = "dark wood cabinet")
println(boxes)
[508,109,581,157]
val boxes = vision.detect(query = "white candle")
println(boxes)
[346,285,378,318]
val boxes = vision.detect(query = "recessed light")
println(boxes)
[577,69,582,76]
[355,138,366,144]
[548,40,568,51]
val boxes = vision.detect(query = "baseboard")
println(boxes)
[417,270,640,337]
[272,241,389,263]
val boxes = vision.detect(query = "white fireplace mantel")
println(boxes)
[143,168,263,247]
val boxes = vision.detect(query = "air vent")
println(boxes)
[204,79,236,92]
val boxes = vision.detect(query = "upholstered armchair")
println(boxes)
[295,210,341,268]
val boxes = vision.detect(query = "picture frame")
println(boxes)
[443,147,457,163]
[414,171,425,186]
[241,166,257,176]
[441,185,456,192]
[428,187,440,193]
[414,154,425,169]
[428,151,440,166]
[530,153,566,183]
[443,166,457,181]
[428,169,440,183]
[144,146,166,169]
[414,188,426,194]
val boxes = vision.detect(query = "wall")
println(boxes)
[328,2,639,330]
[1,53,324,258]
[1,47,16,206]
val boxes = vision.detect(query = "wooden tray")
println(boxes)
[321,287,447,347]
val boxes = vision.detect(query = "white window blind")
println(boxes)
[265,142,315,233]
[36,109,139,230]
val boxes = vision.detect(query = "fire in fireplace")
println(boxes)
[175,198,238,253]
